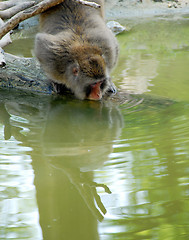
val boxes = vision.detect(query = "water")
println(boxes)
[1,18,189,240]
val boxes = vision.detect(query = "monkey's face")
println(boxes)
[64,54,112,100]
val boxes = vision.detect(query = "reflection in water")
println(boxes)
[119,53,158,94]
[0,90,123,239]
[1,89,189,239]
[42,100,122,171]
[98,102,189,239]
[115,18,189,101]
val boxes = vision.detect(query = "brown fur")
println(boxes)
[35,0,118,100]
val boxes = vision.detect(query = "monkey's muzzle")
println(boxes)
[87,81,103,100]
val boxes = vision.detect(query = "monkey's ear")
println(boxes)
[34,33,57,64]
[65,61,80,80]
[72,65,80,76]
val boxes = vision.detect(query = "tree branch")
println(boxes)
[0,47,6,67]
[0,0,18,11]
[0,18,12,66]
[0,1,36,20]
[0,0,65,39]
[0,0,101,40]
[75,0,100,8]
[0,19,12,48]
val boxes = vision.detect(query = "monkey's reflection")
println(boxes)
[0,92,123,240]
[42,100,122,171]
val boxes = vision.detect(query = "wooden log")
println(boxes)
[0,53,53,94]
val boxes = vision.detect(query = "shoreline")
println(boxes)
[105,0,189,20]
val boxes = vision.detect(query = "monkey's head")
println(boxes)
[63,48,112,100]
[35,33,116,100]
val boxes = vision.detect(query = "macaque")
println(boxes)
[35,0,119,100]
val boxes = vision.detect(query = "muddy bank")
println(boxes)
[105,0,189,20]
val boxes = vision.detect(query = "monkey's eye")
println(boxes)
[72,67,79,76]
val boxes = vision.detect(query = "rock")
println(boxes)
[106,21,127,35]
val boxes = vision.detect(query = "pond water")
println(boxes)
[1,17,189,240]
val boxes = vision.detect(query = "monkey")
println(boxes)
[34,0,119,100]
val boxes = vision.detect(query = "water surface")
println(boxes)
[1,18,189,239]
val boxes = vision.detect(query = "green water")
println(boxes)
[1,18,189,239]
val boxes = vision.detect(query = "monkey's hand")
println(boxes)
[107,82,117,95]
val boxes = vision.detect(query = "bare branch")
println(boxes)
[0,33,12,48]
[0,2,36,20]
[0,0,65,39]
[0,47,6,67]
[0,18,11,66]
[0,0,18,11]
[75,0,100,8]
